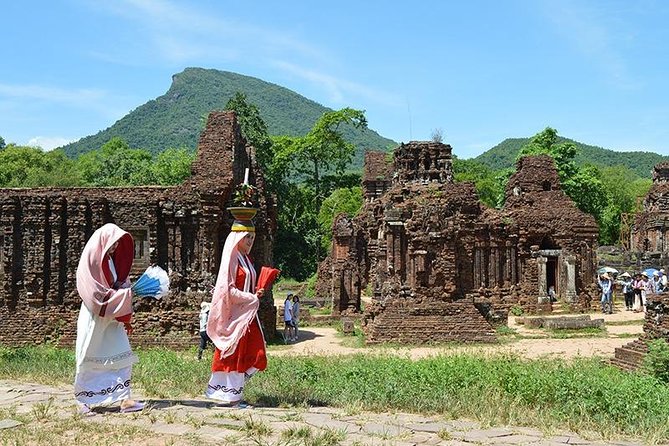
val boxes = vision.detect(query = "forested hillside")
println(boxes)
[476,136,668,178]
[60,68,396,166]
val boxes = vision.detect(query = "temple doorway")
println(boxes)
[546,256,558,298]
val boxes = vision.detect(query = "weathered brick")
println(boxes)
[0,111,278,347]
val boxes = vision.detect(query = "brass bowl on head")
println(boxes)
[227,207,258,221]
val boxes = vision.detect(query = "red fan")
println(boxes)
[257,266,280,290]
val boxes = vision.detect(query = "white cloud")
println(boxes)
[0,82,130,121]
[27,137,76,152]
[0,83,106,107]
[272,60,403,108]
[92,0,328,65]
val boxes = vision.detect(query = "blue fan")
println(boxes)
[132,266,170,299]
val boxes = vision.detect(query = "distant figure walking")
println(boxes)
[632,273,646,312]
[292,295,300,341]
[283,294,295,342]
[197,301,211,360]
[619,272,634,311]
[598,273,612,314]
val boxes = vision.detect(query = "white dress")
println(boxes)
[74,259,138,406]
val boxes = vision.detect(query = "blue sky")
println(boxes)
[2,0,668,158]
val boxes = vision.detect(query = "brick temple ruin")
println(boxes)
[630,162,669,263]
[316,142,600,343]
[0,111,277,347]
[611,162,669,369]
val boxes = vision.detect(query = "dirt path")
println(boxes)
[271,310,645,361]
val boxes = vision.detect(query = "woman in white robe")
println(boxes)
[73,223,144,414]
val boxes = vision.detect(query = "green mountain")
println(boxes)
[60,68,397,166]
[475,137,669,178]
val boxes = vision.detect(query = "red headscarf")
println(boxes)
[76,223,134,318]
[207,231,259,358]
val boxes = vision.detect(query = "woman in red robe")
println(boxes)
[205,217,266,407]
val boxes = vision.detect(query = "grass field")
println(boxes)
[2,345,669,443]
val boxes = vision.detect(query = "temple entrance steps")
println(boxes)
[610,339,649,371]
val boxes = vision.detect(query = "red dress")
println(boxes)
[211,264,267,373]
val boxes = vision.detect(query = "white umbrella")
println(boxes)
[597,266,618,275]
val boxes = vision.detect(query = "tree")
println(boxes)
[453,158,505,208]
[274,183,320,280]
[151,147,195,185]
[518,127,578,178]
[0,136,5,150]
[318,186,363,252]
[76,137,153,186]
[270,108,367,279]
[598,165,652,244]
[518,128,611,242]
[225,92,273,173]
[0,146,81,187]
[275,108,367,213]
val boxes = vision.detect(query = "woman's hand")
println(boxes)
[123,322,133,335]
[256,288,265,298]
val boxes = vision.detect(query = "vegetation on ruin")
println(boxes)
[453,127,652,246]
[228,94,367,280]
[517,127,652,245]
[3,346,669,443]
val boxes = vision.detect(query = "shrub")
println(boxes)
[510,305,524,316]
[643,339,669,383]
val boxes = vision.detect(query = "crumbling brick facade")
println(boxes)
[317,142,599,344]
[0,111,277,347]
[611,294,669,371]
[630,162,669,262]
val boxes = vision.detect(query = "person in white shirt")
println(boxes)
[660,269,668,292]
[197,301,211,360]
[283,294,295,342]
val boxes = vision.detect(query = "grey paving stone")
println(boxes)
[513,426,548,437]
[405,421,451,433]
[460,427,515,442]
[268,420,306,433]
[362,421,411,438]
[494,434,546,444]
[205,417,245,428]
[149,421,194,435]
[195,425,246,442]
[392,413,439,424]
[301,412,359,433]
[446,419,481,431]
[0,419,23,429]
[307,406,342,414]
[407,432,439,443]
[14,393,52,404]
[532,442,587,446]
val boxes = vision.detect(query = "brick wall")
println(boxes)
[0,111,278,347]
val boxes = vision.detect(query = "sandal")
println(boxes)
[232,401,253,409]
[78,403,95,416]
[120,401,145,413]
